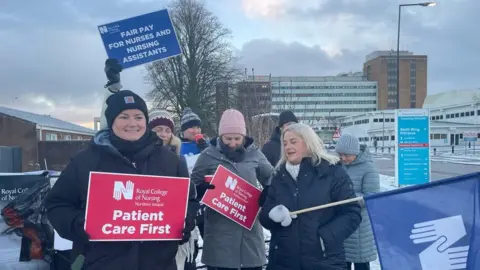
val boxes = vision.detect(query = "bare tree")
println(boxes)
[145,0,240,136]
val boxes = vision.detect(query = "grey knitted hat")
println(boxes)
[335,134,360,155]
[180,107,202,131]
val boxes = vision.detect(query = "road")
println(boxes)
[371,153,480,181]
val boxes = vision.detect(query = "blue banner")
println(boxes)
[395,109,431,185]
[365,173,479,270]
[98,9,182,69]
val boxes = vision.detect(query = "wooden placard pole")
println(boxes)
[290,197,364,215]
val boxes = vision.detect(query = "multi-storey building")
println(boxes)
[364,50,427,110]
[258,73,378,126]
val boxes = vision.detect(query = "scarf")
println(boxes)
[285,162,301,180]
[110,130,158,161]
[219,139,246,162]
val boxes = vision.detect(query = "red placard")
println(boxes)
[200,166,261,230]
[84,172,190,241]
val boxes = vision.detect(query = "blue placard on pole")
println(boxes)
[97,9,182,69]
[395,109,431,186]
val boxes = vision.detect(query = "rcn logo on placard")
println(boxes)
[225,176,238,191]
[98,25,108,34]
[113,180,134,201]
[410,215,470,270]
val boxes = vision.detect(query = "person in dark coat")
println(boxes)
[149,109,200,270]
[259,123,362,270]
[45,90,198,270]
[261,110,298,167]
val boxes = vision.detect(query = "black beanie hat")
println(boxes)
[278,110,298,127]
[105,90,149,129]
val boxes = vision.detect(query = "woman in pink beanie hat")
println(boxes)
[190,108,274,270]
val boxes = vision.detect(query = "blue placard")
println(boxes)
[97,9,182,69]
[395,109,431,185]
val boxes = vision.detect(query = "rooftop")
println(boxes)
[0,106,95,135]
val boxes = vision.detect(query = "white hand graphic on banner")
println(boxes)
[418,236,469,270]
[410,215,466,249]
[410,215,469,270]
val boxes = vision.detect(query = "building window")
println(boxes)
[46,133,58,141]
[64,135,72,140]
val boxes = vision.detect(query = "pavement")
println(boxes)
[370,152,480,181]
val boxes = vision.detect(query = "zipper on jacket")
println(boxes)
[295,186,302,267]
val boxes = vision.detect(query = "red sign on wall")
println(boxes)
[84,172,190,241]
[200,166,262,230]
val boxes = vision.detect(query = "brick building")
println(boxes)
[364,50,427,110]
[0,106,94,171]
[236,76,272,119]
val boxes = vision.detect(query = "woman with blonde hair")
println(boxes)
[149,109,199,270]
[259,123,362,270]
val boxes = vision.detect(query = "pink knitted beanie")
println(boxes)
[218,109,246,136]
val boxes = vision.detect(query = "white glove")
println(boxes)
[268,205,297,227]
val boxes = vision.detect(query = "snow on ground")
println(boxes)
[196,174,398,270]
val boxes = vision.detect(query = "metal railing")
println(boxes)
[195,240,271,269]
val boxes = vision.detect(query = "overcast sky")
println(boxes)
[0,0,478,128]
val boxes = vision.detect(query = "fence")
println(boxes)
[0,146,22,173]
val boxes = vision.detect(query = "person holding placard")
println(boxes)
[148,109,200,270]
[45,90,199,270]
[259,123,361,270]
[191,109,273,270]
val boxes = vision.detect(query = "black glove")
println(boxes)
[71,216,91,256]
[196,182,215,197]
[104,58,123,92]
[179,216,195,244]
[196,138,208,151]
[258,186,269,207]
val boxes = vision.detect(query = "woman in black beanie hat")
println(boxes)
[45,90,199,270]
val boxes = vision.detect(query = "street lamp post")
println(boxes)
[396,2,437,109]
[382,111,385,150]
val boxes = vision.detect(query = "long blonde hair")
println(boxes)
[277,123,339,168]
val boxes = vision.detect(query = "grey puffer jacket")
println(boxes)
[191,137,273,268]
[342,145,380,263]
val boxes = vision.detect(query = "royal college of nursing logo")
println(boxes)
[113,180,134,201]
[225,176,238,191]
[98,25,108,34]
[409,215,470,270]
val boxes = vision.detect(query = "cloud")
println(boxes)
[0,0,478,129]
[0,1,166,127]
[237,0,479,93]
[235,39,365,76]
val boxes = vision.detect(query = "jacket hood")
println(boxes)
[92,129,161,159]
[348,144,372,166]
[270,127,281,142]
[92,129,118,153]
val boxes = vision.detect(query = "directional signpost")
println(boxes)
[395,109,431,186]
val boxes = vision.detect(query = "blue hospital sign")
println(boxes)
[395,109,431,185]
[97,9,182,69]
